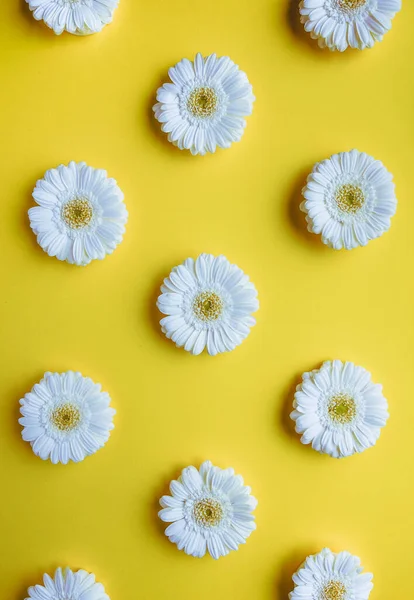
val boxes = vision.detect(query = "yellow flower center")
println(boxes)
[338,0,366,9]
[335,184,365,213]
[62,198,93,229]
[193,291,224,321]
[328,394,357,424]
[193,498,223,527]
[51,403,81,431]
[322,580,347,600]
[187,87,218,118]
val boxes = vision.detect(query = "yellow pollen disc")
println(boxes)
[51,403,81,431]
[62,198,93,229]
[193,499,223,527]
[187,87,218,118]
[338,0,366,9]
[193,292,224,321]
[328,394,357,424]
[322,580,347,600]
[335,184,365,214]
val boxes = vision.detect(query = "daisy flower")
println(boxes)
[19,371,116,464]
[25,0,119,36]
[290,360,389,458]
[157,253,259,356]
[29,161,128,266]
[301,150,397,250]
[159,460,258,559]
[290,548,373,600]
[26,567,109,600]
[153,53,255,155]
[299,0,401,52]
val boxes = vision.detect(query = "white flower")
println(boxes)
[301,150,397,250]
[29,161,128,266]
[299,0,401,52]
[25,0,119,36]
[159,460,257,559]
[19,371,116,464]
[289,548,373,600]
[290,360,389,458]
[153,53,255,155]
[157,253,259,356]
[26,567,109,600]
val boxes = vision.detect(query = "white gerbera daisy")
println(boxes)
[289,548,373,600]
[26,567,109,600]
[25,0,119,36]
[299,0,401,52]
[159,460,258,559]
[19,371,116,464]
[29,161,128,266]
[153,53,255,155]
[301,150,397,250]
[157,253,259,356]
[290,360,389,458]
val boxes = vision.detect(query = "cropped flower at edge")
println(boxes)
[25,567,109,600]
[157,253,259,356]
[153,53,255,155]
[29,161,128,266]
[25,0,120,36]
[299,0,402,52]
[290,360,389,458]
[289,547,373,600]
[301,149,397,250]
[159,461,258,559]
[19,371,116,464]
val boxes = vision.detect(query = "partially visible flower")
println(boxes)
[301,150,397,250]
[159,460,258,559]
[25,0,119,36]
[29,161,128,266]
[299,0,401,52]
[153,53,255,155]
[26,567,109,600]
[290,360,389,458]
[19,371,116,464]
[157,253,259,355]
[289,547,373,600]
[25,0,119,35]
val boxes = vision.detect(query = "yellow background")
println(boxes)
[0,1,413,598]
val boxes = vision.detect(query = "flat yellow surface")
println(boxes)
[0,1,413,598]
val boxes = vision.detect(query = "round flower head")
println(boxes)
[153,53,255,155]
[19,371,116,464]
[159,460,258,559]
[299,0,401,51]
[301,150,397,250]
[157,253,259,356]
[26,567,109,600]
[290,548,373,600]
[29,161,128,266]
[25,0,119,36]
[290,360,389,458]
